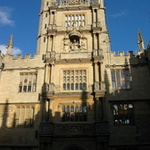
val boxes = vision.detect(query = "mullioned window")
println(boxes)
[111,69,130,90]
[19,72,37,93]
[15,106,34,128]
[63,70,87,91]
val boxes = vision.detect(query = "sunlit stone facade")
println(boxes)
[0,0,150,150]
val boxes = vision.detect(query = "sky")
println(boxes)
[0,0,150,55]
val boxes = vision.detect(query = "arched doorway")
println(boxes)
[61,144,87,150]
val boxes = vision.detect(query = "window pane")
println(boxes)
[71,83,74,90]
[83,83,87,90]
[63,83,66,90]
[67,83,70,90]
[28,86,31,92]
[23,86,27,92]
[63,69,87,91]
[19,73,37,92]
[75,83,78,90]
[113,103,134,126]
[80,83,83,90]
[111,70,130,90]
[19,86,22,92]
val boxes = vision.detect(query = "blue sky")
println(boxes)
[0,0,150,55]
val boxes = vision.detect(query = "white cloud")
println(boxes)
[0,44,22,55]
[12,47,22,55]
[0,45,6,54]
[0,6,14,26]
[111,10,129,18]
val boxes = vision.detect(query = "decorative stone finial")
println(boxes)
[137,30,145,51]
[6,35,13,55]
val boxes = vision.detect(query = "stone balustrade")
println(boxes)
[39,122,109,137]
[94,81,106,91]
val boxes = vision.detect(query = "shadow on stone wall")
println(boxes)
[0,99,40,150]
[0,50,150,150]
[104,50,150,148]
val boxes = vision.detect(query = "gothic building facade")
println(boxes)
[0,0,150,150]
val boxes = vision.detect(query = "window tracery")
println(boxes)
[112,103,134,125]
[111,69,130,90]
[61,104,87,122]
[15,106,34,128]
[65,14,85,27]
[63,70,87,91]
[19,72,37,93]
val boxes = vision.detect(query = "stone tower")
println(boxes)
[1,0,150,149]
[38,0,110,149]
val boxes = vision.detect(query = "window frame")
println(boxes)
[15,105,34,128]
[64,13,86,27]
[111,102,134,126]
[62,69,88,91]
[60,102,88,122]
[19,72,37,93]
[111,69,130,90]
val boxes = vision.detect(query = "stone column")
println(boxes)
[50,11,54,25]
[93,34,98,50]
[49,64,52,83]
[53,11,56,25]
[95,97,100,121]
[50,64,54,83]
[44,63,50,84]
[92,9,96,27]
[100,0,104,8]
[98,62,101,82]
[47,35,53,52]
[48,99,53,122]
[94,62,99,82]
[41,100,46,121]
[51,35,56,51]
[98,33,101,50]
[97,9,100,25]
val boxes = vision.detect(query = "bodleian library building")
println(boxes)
[0,0,150,150]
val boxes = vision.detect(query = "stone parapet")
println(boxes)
[39,122,109,137]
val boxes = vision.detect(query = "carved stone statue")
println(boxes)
[70,39,79,51]
[63,39,69,52]
[80,42,85,50]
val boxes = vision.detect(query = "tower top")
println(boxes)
[43,0,104,8]
[137,30,145,51]
[6,35,13,55]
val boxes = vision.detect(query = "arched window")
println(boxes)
[19,72,37,93]
[112,103,134,125]
[61,104,87,122]
[65,14,86,27]
[63,70,87,91]
[15,106,34,128]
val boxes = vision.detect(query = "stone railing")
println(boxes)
[47,24,57,31]
[92,22,101,28]
[93,49,103,57]
[42,83,55,93]
[94,81,106,91]
[39,122,109,137]
[45,51,56,59]
[60,0,89,6]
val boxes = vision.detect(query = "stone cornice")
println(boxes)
[3,67,44,71]
[55,58,91,64]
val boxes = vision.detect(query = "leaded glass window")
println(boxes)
[65,14,85,27]
[111,70,130,90]
[62,104,87,122]
[112,103,134,125]
[63,69,87,91]
[19,72,37,92]
[15,106,34,128]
